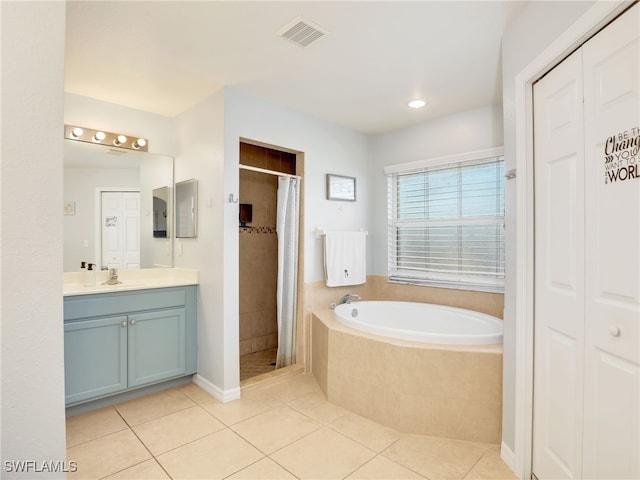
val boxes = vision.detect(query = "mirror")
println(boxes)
[175,179,197,238]
[153,186,170,238]
[63,139,174,272]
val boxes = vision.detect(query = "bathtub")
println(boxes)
[312,304,503,443]
[333,301,503,345]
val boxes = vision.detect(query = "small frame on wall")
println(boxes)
[64,201,76,216]
[326,174,356,202]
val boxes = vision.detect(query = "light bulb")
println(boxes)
[93,131,106,142]
[71,127,83,138]
[113,135,127,146]
[133,138,147,149]
[408,99,426,109]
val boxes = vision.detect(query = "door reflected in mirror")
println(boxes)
[175,179,197,238]
[63,139,174,271]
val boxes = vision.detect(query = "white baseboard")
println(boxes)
[193,374,241,403]
[501,441,517,476]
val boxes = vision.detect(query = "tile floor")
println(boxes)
[240,347,277,381]
[66,373,517,480]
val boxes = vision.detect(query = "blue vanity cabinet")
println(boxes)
[64,286,197,406]
[64,315,129,405]
[127,308,186,388]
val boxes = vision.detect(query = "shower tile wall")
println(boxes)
[239,143,296,357]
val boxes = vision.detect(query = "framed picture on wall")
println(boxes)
[64,201,76,215]
[326,174,356,202]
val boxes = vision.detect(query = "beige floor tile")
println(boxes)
[227,457,296,479]
[328,412,401,452]
[103,459,170,479]
[347,455,424,479]
[244,373,321,404]
[201,395,279,426]
[383,435,487,480]
[464,451,517,480]
[67,429,151,480]
[66,407,128,447]
[287,392,348,424]
[177,383,219,404]
[115,388,196,426]
[231,405,321,454]
[133,406,226,455]
[156,429,264,479]
[240,347,277,382]
[271,427,376,479]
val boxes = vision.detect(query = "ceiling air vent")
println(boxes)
[276,16,327,47]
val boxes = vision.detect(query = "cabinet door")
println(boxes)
[127,308,187,388]
[64,315,128,405]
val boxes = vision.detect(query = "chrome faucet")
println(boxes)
[102,268,122,285]
[338,293,361,305]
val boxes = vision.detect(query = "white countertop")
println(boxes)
[63,268,199,296]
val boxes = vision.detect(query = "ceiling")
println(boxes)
[64,1,527,135]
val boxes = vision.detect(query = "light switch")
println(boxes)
[83,239,89,248]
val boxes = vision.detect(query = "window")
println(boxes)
[386,148,505,292]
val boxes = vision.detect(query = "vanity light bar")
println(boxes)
[64,125,148,152]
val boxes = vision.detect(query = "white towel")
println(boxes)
[323,231,366,287]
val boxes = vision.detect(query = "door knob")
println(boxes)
[129,319,136,326]
[609,325,621,337]
[121,321,127,328]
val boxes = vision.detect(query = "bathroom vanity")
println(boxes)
[63,269,198,406]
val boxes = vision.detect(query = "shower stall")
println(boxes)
[238,141,300,381]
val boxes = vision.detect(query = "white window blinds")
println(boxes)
[386,152,505,291]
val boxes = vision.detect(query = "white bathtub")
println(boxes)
[332,301,503,345]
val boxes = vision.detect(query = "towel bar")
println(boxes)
[315,227,368,238]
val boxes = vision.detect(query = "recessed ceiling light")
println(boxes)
[408,99,426,109]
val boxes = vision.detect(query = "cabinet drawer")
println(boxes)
[64,287,187,320]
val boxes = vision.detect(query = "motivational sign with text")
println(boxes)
[604,127,640,184]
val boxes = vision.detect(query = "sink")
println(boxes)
[91,282,143,290]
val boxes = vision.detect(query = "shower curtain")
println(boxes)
[275,176,300,368]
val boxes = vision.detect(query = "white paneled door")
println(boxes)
[533,47,585,480]
[101,191,141,270]
[533,4,639,479]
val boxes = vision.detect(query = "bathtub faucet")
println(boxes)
[329,293,361,309]
[338,293,361,305]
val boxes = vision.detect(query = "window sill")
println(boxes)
[387,277,504,294]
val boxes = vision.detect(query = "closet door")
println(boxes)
[533,4,639,479]
[101,191,141,270]
[533,48,585,480]
[582,4,639,478]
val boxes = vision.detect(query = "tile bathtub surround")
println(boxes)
[66,373,516,479]
[302,275,503,371]
[370,275,505,319]
[312,311,503,444]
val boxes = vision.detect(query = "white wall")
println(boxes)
[370,105,504,274]
[225,87,372,283]
[64,93,177,155]
[1,1,67,476]
[500,0,595,454]
[212,87,371,394]
[173,91,230,393]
